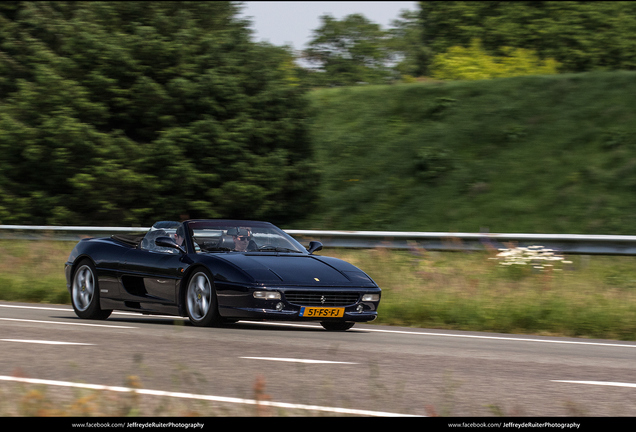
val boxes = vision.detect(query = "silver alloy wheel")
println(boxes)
[73,264,95,312]
[187,272,212,321]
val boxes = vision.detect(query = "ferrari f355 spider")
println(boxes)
[65,220,381,330]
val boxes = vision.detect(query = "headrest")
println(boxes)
[226,227,251,237]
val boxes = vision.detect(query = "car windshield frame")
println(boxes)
[184,220,309,255]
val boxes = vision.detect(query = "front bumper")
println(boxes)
[220,306,378,322]
[216,284,381,322]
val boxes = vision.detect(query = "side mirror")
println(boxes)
[155,236,186,254]
[307,241,323,254]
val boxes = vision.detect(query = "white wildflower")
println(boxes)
[492,245,570,272]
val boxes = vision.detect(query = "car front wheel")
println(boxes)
[185,269,221,327]
[71,260,112,320]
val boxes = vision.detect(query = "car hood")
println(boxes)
[214,253,377,286]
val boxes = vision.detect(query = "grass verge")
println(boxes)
[326,246,636,341]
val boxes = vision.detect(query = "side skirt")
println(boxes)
[101,298,180,317]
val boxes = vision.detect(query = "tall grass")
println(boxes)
[324,246,636,340]
[0,239,71,304]
[2,239,635,341]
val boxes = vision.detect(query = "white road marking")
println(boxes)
[0,304,70,312]
[354,327,636,348]
[0,318,137,329]
[241,356,358,365]
[0,303,187,319]
[552,380,636,389]
[249,322,636,348]
[2,303,635,349]
[0,375,419,417]
[0,339,93,346]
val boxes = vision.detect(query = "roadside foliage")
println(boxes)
[3,2,636,230]
[0,1,317,227]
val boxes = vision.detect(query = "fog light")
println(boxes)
[356,304,364,312]
[253,291,281,300]
[362,294,380,302]
[276,302,284,311]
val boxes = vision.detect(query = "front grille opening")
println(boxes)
[284,291,360,307]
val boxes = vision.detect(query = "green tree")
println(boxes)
[302,13,395,86]
[0,1,317,226]
[419,1,636,73]
[385,9,432,79]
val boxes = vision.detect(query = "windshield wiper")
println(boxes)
[257,246,301,253]
[199,246,232,252]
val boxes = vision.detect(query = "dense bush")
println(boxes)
[430,39,559,81]
[0,1,317,226]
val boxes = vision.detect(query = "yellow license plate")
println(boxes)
[299,306,344,318]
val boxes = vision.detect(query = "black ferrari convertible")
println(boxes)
[65,220,381,330]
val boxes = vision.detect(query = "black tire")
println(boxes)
[320,321,355,331]
[71,259,112,320]
[185,269,221,327]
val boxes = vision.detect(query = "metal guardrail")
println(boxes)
[285,230,636,255]
[2,224,636,255]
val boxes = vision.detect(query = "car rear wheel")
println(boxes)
[185,269,221,327]
[321,321,355,331]
[71,260,112,320]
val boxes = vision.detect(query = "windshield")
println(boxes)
[186,220,307,254]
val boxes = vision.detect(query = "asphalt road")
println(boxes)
[1,300,635,417]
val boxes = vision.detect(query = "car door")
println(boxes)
[118,248,184,304]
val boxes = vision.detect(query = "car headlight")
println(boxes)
[253,291,282,300]
[362,293,380,302]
